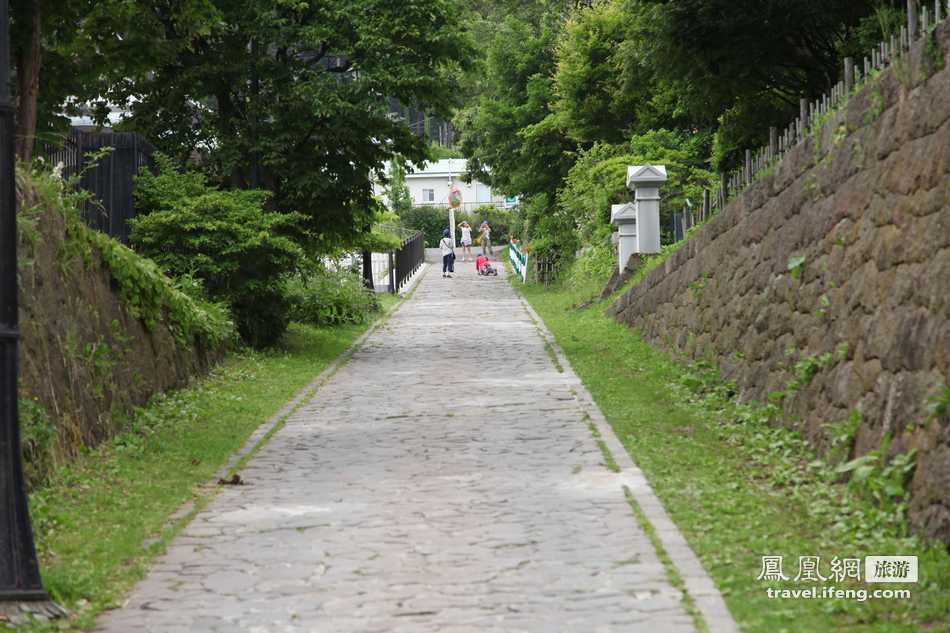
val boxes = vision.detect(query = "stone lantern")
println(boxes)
[610,165,667,271]
[626,165,666,255]
[609,202,637,274]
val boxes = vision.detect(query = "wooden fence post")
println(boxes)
[844,57,854,93]
[909,0,919,41]
[799,98,808,138]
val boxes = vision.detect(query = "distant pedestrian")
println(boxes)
[479,221,494,258]
[439,228,455,278]
[458,220,474,261]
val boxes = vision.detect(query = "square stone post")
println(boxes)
[626,165,667,255]
[610,203,637,273]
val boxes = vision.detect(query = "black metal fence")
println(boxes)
[37,129,155,243]
[392,231,424,292]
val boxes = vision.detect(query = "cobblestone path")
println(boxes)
[96,261,730,632]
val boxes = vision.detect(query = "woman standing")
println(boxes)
[458,220,474,261]
[439,228,455,278]
[479,221,494,258]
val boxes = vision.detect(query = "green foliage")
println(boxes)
[787,351,833,392]
[384,159,414,216]
[836,434,917,512]
[131,159,304,348]
[109,0,472,248]
[637,0,879,169]
[787,254,807,279]
[559,129,714,250]
[825,407,862,464]
[521,192,579,275]
[399,206,450,247]
[456,205,516,244]
[92,233,234,348]
[398,204,516,248]
[456,14,575,198]
[927,385,950,425]
[19,397,57,488]
[21,165,235,350]
[427,145,465,160]
[563,243,616,291]
[517,273,950,631]
[13,0,473,247]
[287,268,379,327]
[554,0,643,145]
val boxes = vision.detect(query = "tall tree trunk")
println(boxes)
[215,86,246,189]
[15,0,42,162]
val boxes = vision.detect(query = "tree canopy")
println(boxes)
[456,0,900,266]
[11,0,472,250]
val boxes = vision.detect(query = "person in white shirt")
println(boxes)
[439,228,455,278]
[458,220,473,261]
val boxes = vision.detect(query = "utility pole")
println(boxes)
[0,0,59,620]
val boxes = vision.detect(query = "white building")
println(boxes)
[376,158,509,211]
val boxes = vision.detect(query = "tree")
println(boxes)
[9,0,218,161]
[106,0,471,251]
[384,159,413,216]
[632,0,884,168]
[9,0,470,252]
[553,0,643,146]
[456,14,574,199]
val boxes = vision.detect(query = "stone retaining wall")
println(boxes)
[17,183,222,484]
[608,23,950,541]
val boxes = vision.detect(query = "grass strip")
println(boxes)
[623,485,710,633]
[7,316,383,632]
[518,278,950,633]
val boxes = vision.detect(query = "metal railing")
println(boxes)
[392,231,425,292]
[36,129,155,244]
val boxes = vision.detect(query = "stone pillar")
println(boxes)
[610,203,637,273]
[626,165,667,255]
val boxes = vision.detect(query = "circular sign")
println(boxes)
[449,186,462,209]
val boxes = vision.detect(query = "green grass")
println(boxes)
[517,277,950,633]
[6,316,382,631]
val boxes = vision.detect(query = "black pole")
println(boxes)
[0,0,51,605]
[361,250,374,290]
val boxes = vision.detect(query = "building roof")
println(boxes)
[404,158,468,178]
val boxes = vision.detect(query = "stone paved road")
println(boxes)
[96,261,702,632]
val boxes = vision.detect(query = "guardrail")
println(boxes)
[509,241,528,283]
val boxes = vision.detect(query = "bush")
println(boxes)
[131,158,305,347]
[399,205,448,247]
[400,204,516,248]
[20,165,236,350]
[287,267,379,327]
[559,129,715,248]
[456,205,514,245]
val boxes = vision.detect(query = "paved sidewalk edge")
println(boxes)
[516,295,740,633]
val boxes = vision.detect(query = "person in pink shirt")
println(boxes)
[475,254,497,276]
